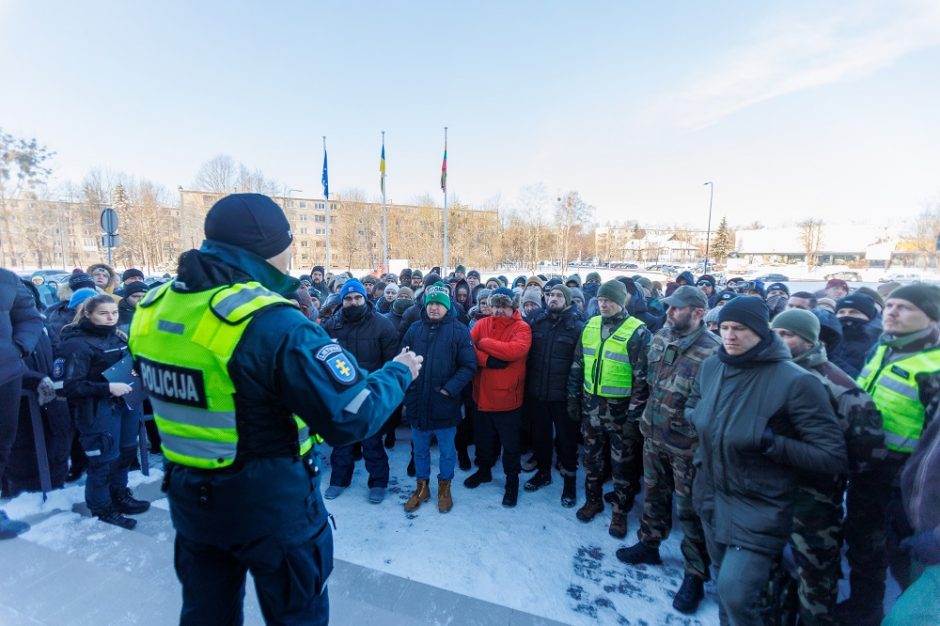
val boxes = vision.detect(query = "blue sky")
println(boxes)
[2,0,939,228]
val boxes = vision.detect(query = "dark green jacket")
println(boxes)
[688,334,848,556]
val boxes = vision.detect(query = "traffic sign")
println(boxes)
[100,208,119,235]
[101,234,121,248]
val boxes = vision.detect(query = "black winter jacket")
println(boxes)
[1,268,43,386]
[830,317,881,379]
[322,301,398,372]
[400,308,476,430]
[525,306,584,402]
[58,319,128,429]
[688,334,848,556]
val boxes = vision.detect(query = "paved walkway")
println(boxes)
[0,480,568,626]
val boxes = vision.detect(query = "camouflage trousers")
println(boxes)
[787,475,846,626]
[637,438,709,580]
[581,410,643,515]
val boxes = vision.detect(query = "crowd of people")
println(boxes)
[3,250,940,625]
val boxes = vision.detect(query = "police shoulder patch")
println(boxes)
[52,357,66,381]
[315,342,359,385]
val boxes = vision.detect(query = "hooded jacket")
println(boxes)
[676,271,695,287]
[688,334,848,555]
[470,309,532,412]
[400,306,476,430]
[830,316,881,379]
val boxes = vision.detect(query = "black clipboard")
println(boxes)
[102,354,148,410]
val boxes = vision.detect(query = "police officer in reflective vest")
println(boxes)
[838,284,940,625]
[568,279,650,539]
[128,194,423,626]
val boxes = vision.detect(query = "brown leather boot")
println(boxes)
[576,498,604,522]
[438,479,453,513]
[404,480,430,513]
[608,512,627,538]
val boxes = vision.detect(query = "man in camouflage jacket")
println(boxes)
[773,309,887,626]
[615,286,720,614]
[568,279,650,539]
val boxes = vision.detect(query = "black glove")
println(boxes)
[486,356,509,369]
[567,398,582,422]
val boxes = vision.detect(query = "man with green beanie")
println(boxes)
[583,271,602,301]
[568,279,651,539]
[839,284,940,624]
[772,309,886,625]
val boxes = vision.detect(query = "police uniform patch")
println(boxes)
[52,357,66,381]
[315,343,358,385]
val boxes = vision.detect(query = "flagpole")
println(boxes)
[442,126,448,276]
[381,130,388,272]
[323,136,331,271]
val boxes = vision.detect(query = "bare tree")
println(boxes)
[0,128,55,266]
[906,198,940,269]
[194,155,238,193]
[799,218,825,270]
[555,190,594,274]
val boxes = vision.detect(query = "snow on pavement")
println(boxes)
[321,433,719,626]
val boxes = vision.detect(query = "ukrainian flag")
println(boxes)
[380,142,386,195]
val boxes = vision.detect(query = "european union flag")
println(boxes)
[321,148,329,200]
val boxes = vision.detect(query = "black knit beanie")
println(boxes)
[204,193,293,259]
[717,296,770,338]
[836,294,877,321]
[888,284,940,321]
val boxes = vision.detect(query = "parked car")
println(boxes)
[825,271,862,282]
[757,273,790,282]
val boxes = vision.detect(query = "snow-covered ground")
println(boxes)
[320,433,719,626]
[2,432,722,625]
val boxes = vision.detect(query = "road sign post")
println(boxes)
[100,208,119,266]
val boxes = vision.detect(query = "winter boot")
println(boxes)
[95,506,137,530]
[111,488,151,515]
[576,499,604,522]
[404,480,430,513]
[324,485,345,500]
[520,453,538,472]
[463,468,492,489]
[457,447,472,471]
[561,475,577,508]
[438,479,453,513]
[0,510,30,540]
[368,487,386,504]
[672,573,705,614]
[609,512,627,539]
[502,475,519,508]
[524,470,552,492]
[616,541,662,565]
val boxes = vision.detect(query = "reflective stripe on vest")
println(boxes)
[129,281,313,468]
[857,345,940,454]
[581,315,645,398]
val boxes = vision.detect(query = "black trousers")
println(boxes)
[0,376,22,481]
[475,409,521,476]
[531,398,579,476]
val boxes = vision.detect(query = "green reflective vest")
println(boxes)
[581,315,645,398]
[857,345,940,454]
[128,281,315,469]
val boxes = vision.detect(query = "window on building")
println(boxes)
[299,201,306,208]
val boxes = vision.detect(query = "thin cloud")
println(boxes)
[668,0,940,129]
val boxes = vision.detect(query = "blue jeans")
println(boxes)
[412,426,456,481]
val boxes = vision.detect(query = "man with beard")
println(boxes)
[616,286,720,614]
[322,279,399,503]
[522,284,584,506]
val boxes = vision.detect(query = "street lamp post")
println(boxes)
[703,181,714,275]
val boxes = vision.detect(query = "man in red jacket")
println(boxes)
[464,288,532,507]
